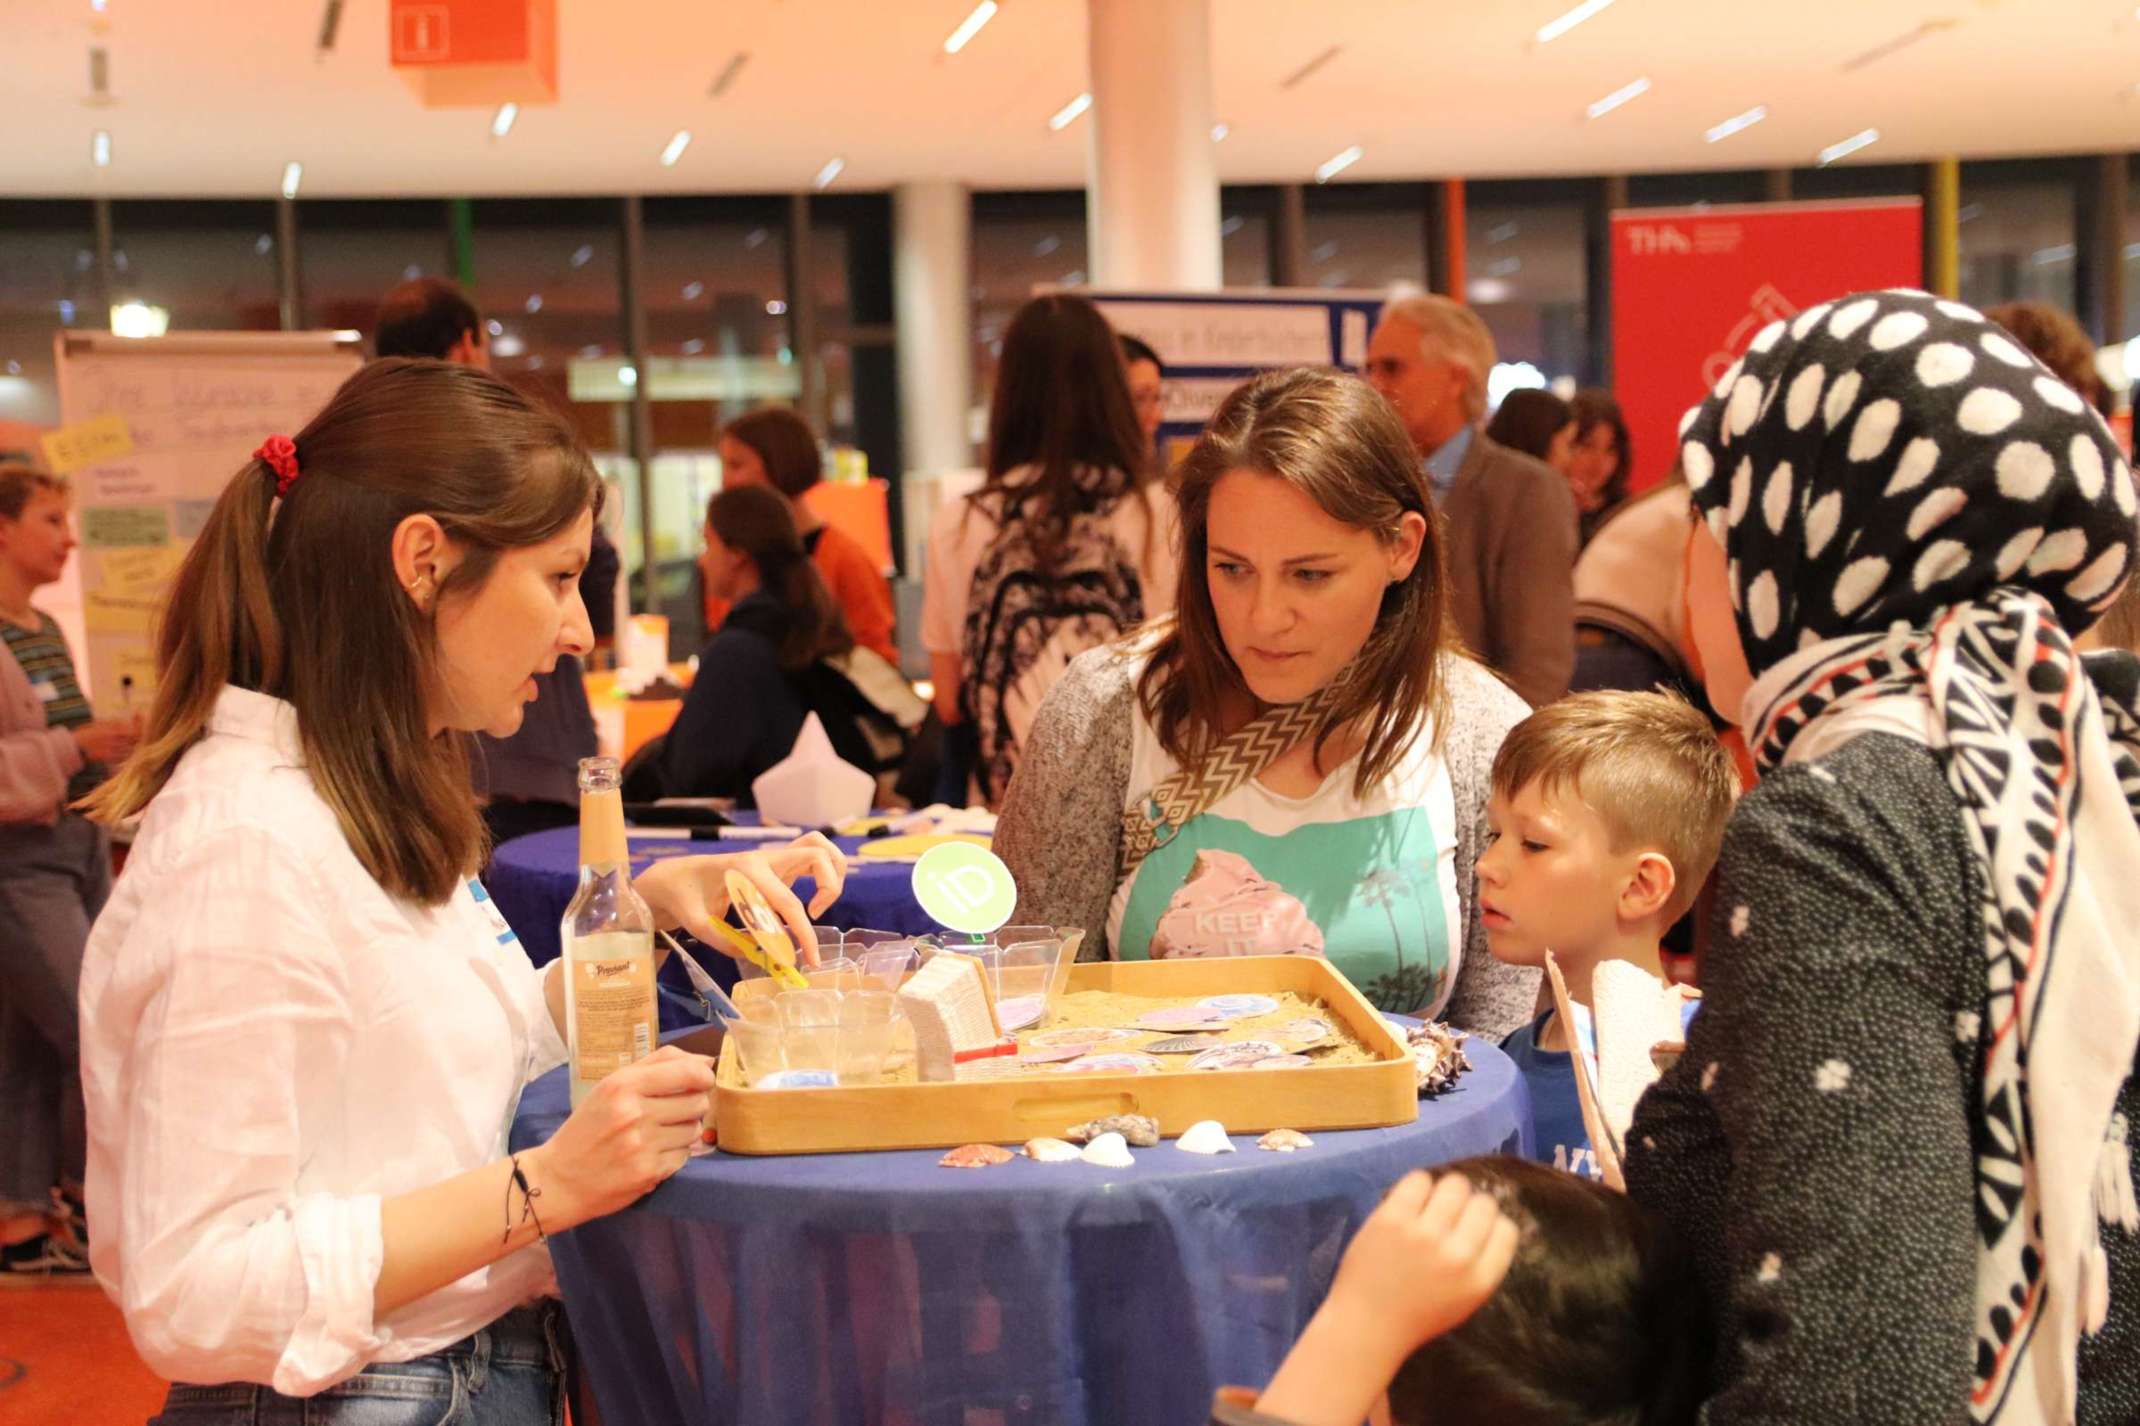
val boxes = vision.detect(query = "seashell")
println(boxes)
[1199,993,1280,1020]
[1026,1027,1135,1050]
[1176,1120,1236,1155]
[939,1142,1015,1169]
[1064,1113,1161,1147]
[1187,1039,1286,1072]
[1136,1006,1234,1033]
[1143,1034,1225,1055]
[1079,1131,1135,1168]
[1257,1128,1315,1152]
[1279,1017,1334,1047]
[1403,1021,1473,1097]
[1016,1045,1093,1066]
[1050,1052,1163,1076]
[1249,1054,1315,1070]
[1022,1136,1082,1163]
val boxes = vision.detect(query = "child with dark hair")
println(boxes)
[1216,1156,1710,1426]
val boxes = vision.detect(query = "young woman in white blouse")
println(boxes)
[77,360,845,1422]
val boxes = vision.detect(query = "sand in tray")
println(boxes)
[1021,989,1380,1071]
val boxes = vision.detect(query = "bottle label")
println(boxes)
[570,946,656,1083]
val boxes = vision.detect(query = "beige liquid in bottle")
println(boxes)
[562,757,658,1106]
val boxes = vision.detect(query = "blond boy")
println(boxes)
[1476,691,1736,1178]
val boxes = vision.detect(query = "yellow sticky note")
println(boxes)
[41,414,135,476]
[83,589,158,636]
[101,544,186,599]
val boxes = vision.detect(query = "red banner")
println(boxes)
[1611,200,1922,493]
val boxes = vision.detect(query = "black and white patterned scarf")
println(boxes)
[1680,289,2140,1424]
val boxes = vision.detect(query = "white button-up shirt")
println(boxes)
[80,687,569,1394]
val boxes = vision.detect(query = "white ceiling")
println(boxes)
[5,0,2140,198]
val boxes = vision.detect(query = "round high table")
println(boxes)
[486,817,938,969]
[509,1032,1529,1426]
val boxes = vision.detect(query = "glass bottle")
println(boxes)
[562,756,658,1106]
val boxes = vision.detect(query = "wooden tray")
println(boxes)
[711,955,1417,1155]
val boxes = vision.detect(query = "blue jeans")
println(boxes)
[149,1304,565,1426]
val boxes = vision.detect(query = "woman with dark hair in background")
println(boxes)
[1565,389,1631,547]
[1483,388,1575,475]
[703,407,897,665]
[664,485,922,804]
[1120,332,1168,473]
[921,293,1178,805]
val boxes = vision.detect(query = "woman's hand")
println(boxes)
[632,834,848,967]
[1253,1171,1520,1426]
[523,1046,714,1227]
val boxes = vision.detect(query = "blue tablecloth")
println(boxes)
[510,1032,1529,1426]
[485,818,935,970]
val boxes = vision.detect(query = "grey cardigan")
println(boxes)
[1440,430,1578,711]
[993,643,1542,1041]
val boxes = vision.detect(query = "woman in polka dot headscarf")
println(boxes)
[1624,289,2140,1426]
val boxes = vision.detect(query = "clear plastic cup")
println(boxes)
[724,1020,787,1086]
[858,943,921,992]
[838,989,900,1027]
[835,1023,896,1085]
[996,937,1061,1002]
[776,988,844,1027]
[801,956,866,992]
[775,989,843,1072]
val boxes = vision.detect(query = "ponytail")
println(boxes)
[81,459,283,823]
[81,359,598,906]
[706,484,854,672]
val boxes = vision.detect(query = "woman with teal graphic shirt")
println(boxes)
[995,368,1539,1034]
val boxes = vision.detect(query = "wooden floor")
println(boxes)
[0,1282,167,1426]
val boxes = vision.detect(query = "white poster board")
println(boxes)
[1075,286,1390,462]
[45,330,362,702]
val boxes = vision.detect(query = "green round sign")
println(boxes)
[912,842,1018,936]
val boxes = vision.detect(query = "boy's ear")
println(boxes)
[1622,851,1678,923]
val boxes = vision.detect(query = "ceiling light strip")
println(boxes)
[1586,76,1650,119]
[1703,104,1767,143]
[1535,0,1617,44]
[944,1,998,55]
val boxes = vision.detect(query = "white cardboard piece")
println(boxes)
[1543,952,1700,1191]
[750,713,875,829]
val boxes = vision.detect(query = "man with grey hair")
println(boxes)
[1367,293,1575,707]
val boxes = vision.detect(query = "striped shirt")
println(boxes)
[1,614,89,731]
[3,613,97,799]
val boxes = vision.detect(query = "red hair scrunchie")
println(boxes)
[256,435,301,497]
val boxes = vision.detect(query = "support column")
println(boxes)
[91,197,115,320]
[1272,184,1307,287]
[619,195,657,616]
[1086,0,1221,290]
[1927,158,1961,299]
[276,197,302,330]
[893,181,975,574]
[2090,153,2128,346]
[1436,179,1467,298]
[785,192,825,431]
[1764,169,1792,203]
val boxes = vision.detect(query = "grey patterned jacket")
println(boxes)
[992,642,1543,1041]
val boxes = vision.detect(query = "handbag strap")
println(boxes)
[1118,671,1353,881]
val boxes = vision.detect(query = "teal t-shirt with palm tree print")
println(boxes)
[1105,662,1463,1017]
